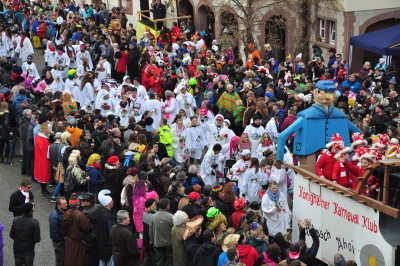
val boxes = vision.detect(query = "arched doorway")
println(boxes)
[265,16,286,63]
[220,11,237,35]
[178,0,194,25]
[197,5,214,31]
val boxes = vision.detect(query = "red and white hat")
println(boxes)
[353,147,370,162]
[215,114,224,122]
[326,133,344,149]
[360,149,375,163]
[334,146,352,159]
[375,134,390,149]
[351,132,367,149]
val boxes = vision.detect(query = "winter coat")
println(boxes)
[86,166,104,194]
[171,225,185,266]
[103,164,123,210]
[299,227,320,266]
[94,208,116,261]
[159,124,173,156]
[184,234,202,266]
[115,50,128,73]
[9,189,34,217]
[10,214,40,256]
[109,224,140,266]
[193,242,221,266]
[0,110,10,140]
[248,236,268,255]
[62,209,92,266]
[34,133,51,183]
[237,244,259,266]
[231,210,246,231]
[165,191,182,214]
[78,136,94,165]
[149,210,173,247]
[332,161,359,188]
[281,114,296,131]
[133,194,146,233]
[49,207,64,243]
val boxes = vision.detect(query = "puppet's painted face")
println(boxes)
[313,89,335,107]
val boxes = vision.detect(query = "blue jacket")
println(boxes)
[71,32,82,41]
[13,94,27,109]
[275,108,285,131]
[276,104,361,160]
[49,207,64,242]
[47,19,55,38]
[86,166,104,194]
[339,79,361,94]
[14,11,21,25]
[31,19,39,34]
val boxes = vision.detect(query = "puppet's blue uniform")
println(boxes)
[276,101,361,161]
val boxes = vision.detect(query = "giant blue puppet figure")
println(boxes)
[276,80,361,161]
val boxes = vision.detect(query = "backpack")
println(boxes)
[64,167,76,193]
[71,166,88,186]
[33,36,41,48]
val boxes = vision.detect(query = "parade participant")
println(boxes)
[256,132,275,162]
[176,86,196,118]
[81,72,95,112]
[163,90,179,125]
[200,144,224,186]
[133,77,148,102]
[276,80,361,161]
[331,145,356,188]
[203,114,235,159]
[244,114,265,157]
[374,134,390,160]
[34,121,52,198]
[261,181,291,239]
[95,54,111,82]
[51,63,65,92]
[186,116,206,165]
[76,43,94,70]
[171,118,187,164]
[231,149,251,194]
[21,55,40,81]
[15,31,33,63]
[65,40,77,69]
[96,84,116,117]
[228,136,241,160]
[114,95,132,128]
[45,41,58,68]
[76,58,92,81]
[242,158,268,203]
[129,87,144,110]
[55,45,70,78]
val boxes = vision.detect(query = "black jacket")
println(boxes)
[10,214,41,256]
[298,227,320,266]
[9,190,35,217]
[193,242,221,266]
[19,116,30,151]
[165,191,182,214]
[94,207,116,261]
[184,234,202,266]
[127,48,140,69]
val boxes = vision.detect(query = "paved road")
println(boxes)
[2,48,56,265]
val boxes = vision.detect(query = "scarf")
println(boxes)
[241,141,250,149]
[20,36,26,48]
[19,187,30,203]
[200,107,208,116]
[264,140,272,147]
[266,188,280,202]
[91,163,101,171]
[165,97,173,120]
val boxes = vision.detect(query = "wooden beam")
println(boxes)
[383,166,389,205]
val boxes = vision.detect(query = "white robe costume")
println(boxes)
[95,59,111,82]
[135,84,148,102]
[15,37,33,62]
[129,95,144,110]
[200,149,225,186]
[6,35,13,57]
[54,52,70,78]
[231,158,251,193]
[140,99,163,131]
[82,82,95,112]
[176,91,196,118]
[262,191,291,237]
[76,50,93,70]
[45,49,58,68]
[114,102,132,128]
[163,97,179,125]
[97,94,116,117]
[269,166,288,198]
[171,125,187,163]
[256,143,276,163]
[64,45,77,69]
[203,122,235,159]
[185,122,207,160]
[22,62,40,81]
[242,168,269,203]
[0,32,9,57]
[66,80,83,105]
[244,124,265,157]
[51,69,65,92]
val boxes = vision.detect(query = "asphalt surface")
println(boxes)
[2,48,56,265]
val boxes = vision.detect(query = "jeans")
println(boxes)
[99,256,114,266]
[14,254,34,266]
[0,139,10,158]
[154,246,173,266]
[52,183,64,199]
[52,241,64,266]
[9,127,17,157]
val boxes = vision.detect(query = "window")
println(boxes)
[316,18,336,46]
[319,19,325,41]
[329,21,336,45]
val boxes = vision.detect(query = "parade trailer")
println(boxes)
[288,160,400,265]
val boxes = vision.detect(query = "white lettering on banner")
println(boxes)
[298,185,378,233]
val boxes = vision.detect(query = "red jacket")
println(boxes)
[350,166,380,199]
[237,244,259,266]
[141,64,155,90]
[34,134,51,183]
[231,210,246,231]
[116,51,128,73]
[149,68,164,94]
[281,114,296,131]
[315,150,336,180]
[332,161,359,188]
